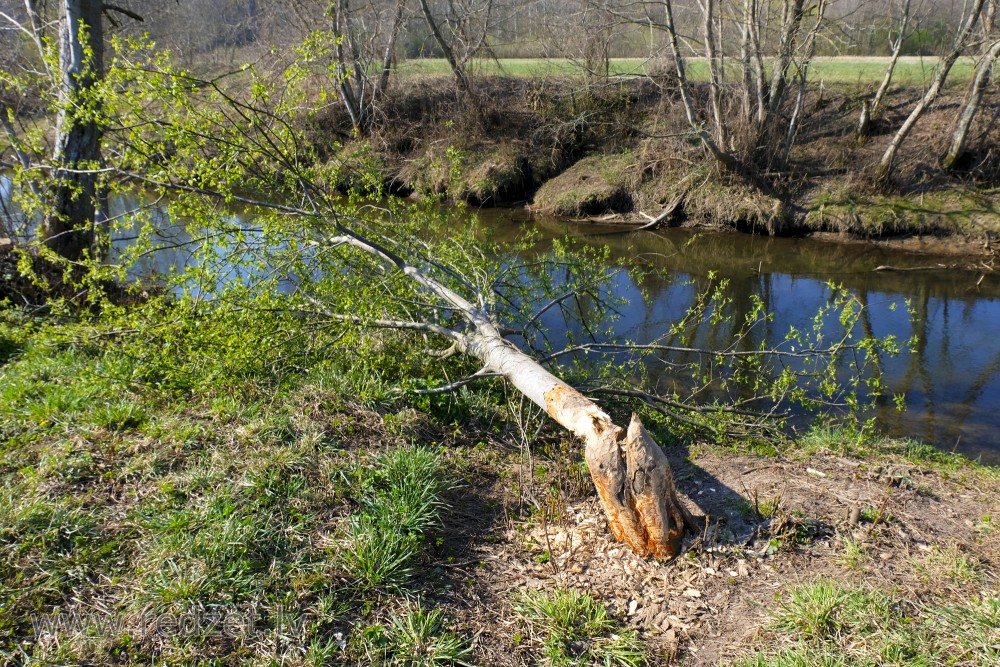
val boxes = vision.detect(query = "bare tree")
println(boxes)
[417,0,493,100]
[328,0,409,137]
[858,0,913,138]
[875,0,988,182]
[781,0,829,164]
[656,0,740,171]
[603,0,829,176]
[943,0,1000,169]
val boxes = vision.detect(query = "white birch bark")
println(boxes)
[876,0,987,181]
[329,228,697,559]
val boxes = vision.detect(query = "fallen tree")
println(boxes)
[322,227,699,558]
[3,37,903,561]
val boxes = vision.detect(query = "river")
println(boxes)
[3,174,998,464]
[479,208,1000,465]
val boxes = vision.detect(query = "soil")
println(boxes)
[426,443,999,665]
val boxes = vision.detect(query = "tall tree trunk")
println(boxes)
[376,0,407,97]
[765,0,805,122]
[739,0,766,124]
[876,0,987,183]
[42,0,105,261]
[943,38,1000,169]
[418,0,476,101]
[944,0,1000,169]
[863,0,911,133]
[660,0,739,172]
[329,0,364,137]
[702,0,728,149]
[781,0,827,164]
[748,0,767,124]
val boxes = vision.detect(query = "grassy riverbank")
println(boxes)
[307,73,1000,256]
[1,309,996,666]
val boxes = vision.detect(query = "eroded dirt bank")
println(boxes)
[307,75,1000,257]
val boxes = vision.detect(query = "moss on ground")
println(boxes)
[804,188,1000,238]
[531,154,636,216]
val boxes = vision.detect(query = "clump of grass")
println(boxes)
[89,399,148,431]
[911,546,985,587]
[339,446,452,593]
[836,536,868,570]
[354,601,472,666]
[741,581,999,666]
[798,425,862,457]
[513,588,646,666]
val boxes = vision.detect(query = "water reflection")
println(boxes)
[483,210,999,465]
[3,171,998,464]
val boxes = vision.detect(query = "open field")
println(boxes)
[396,56,977,87]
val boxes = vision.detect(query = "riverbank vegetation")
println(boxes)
[1,1,998,664]
[1,310,997,665]
[5,2,1000,253]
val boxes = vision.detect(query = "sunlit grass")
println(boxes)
[0,314,460,664]
[394,56,977,86]
[354,601,472,666]
[513,588,646,666]
[741,581,999,666]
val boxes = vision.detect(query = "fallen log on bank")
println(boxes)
[570,192,687,236]
[567,194,685,234]
[328,226,699,559]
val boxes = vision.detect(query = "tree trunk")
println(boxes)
[862,0,911,134]
[739,0,765,124]
[781,0,827,164]
[661,0,739,172]
[944,19,1000,169]
[876,0,987,182]
[376,0,407,97]
[329,0,364,137]
[42,0,105,261]
[765,0,805,122]
[417,0,476,101]
[702,0,728,149]
[331,229,698,559]
[465,332,696,559]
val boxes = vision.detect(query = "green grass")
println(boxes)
[791,424,1000,484]
[1,284,996,665]
[354,601,472,666]
[513,588,646,666]
[394,56,978,86]
[0,313,461,665]
[340,446,452,593]
[739,582,999,666]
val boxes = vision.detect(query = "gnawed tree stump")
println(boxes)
[329,229,700,560]
[545,390,695,559]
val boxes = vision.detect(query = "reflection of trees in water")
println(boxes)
[117,204,1000,462]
